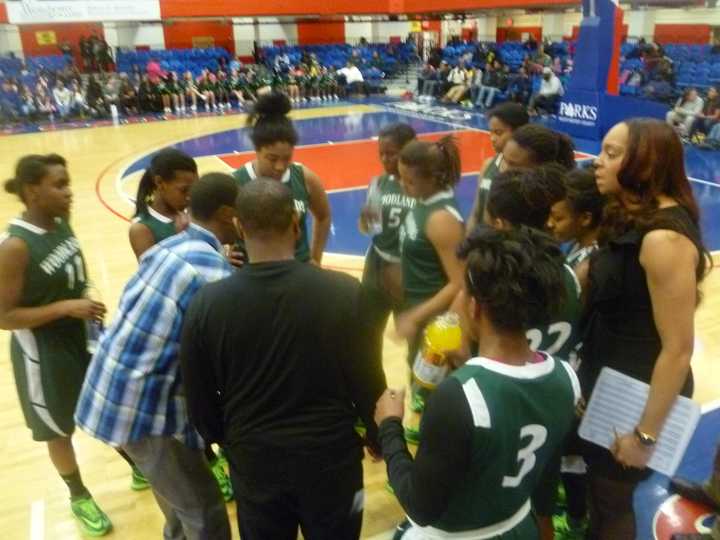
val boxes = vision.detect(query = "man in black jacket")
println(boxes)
[180,179,386,540]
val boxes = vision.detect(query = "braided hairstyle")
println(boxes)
[135,148,197,217]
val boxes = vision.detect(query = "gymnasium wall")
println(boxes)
[163,20,234,53]
[18,22,103,64]
[297,19,345,45]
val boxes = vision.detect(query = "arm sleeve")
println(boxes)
[340,282,387,450]
[179,292,224,444]
[379,378,474,526]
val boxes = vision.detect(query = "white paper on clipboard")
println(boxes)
[578,367,701,476]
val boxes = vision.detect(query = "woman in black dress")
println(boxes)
[580,118,712,539]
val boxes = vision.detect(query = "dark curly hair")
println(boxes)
[458,226,566,333]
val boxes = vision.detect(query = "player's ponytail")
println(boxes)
[436,136,462,189]
[247,92,298,149]
[6,154,67,204]
[458,226,566,332]
[134,148,197,217]
[399,136,462,190]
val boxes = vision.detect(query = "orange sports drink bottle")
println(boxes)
[412,312,462,390]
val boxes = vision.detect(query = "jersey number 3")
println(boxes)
[502,424,548,488]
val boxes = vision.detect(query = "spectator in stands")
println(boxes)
[528,67,564,116]
[529,47,552,74]
[338,61,368,97]
[417,62,436,96]
[666,88,704,138]
[85,76,108,118]
[475,60,508,110]
[59,41,73,64]
[18,86,37,121]
[118,74,138,115]
[274,50,290,73]
[103,74,120,108]
[70,80,89,118]
[524,34,538,52]
[35,86,55,119]
[441,61,471,104]
[146,58,165,85]
[689,87,720,143]
[508,66,532,105]
[138,75,160,113]
[53,80,73,119]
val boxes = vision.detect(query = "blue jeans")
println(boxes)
[476,86,499,108]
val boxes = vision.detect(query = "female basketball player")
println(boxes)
[467,102,529,231]
[395,137,465,439]
[376,227,578,540]
[501,124,576,172]
[0,154,112,537]
[129,148,198,259]
[582,119,710,539]
[128,148,233,500]
[232,92,331,265]
[547,167,606,269]
[544,166,606,538]
[359,123,417,368]
[484,165,580,540]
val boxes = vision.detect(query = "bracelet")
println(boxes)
[634,427,657,447]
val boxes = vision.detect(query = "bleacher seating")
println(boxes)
[261,42,416,79]
[115,48,231,77]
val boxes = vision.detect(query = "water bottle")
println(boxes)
[84,284,105,355]
[110,104,119,126]
[412,312,462,390]
[364,181,384,236]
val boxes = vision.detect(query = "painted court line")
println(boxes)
[30,499,44,540]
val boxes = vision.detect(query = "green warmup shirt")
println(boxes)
[473,153,503,226]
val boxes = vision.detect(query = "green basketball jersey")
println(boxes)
[5,217,88,309]
[132,207,177,245]
[4,218,91,440]
[368,174,415,262]
[526,264,582,368]
[232,162,311,262]
[474,153,503,225]
[436,355,578,533]
[400,190,463,308]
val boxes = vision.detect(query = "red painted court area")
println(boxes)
[219,130,494,191]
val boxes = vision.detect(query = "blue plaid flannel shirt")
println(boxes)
[75,224,233,449]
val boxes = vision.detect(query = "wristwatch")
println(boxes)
[634,427,657,447]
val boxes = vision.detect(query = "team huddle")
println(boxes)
[0,93,709,540]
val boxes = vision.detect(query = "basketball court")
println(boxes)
[1,101,719,539]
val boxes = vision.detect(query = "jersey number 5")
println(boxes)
[502,424,548,488]
[388,208,403,229]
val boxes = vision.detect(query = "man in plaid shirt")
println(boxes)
[75,173,239,540]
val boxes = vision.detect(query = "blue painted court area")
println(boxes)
[121,107,720,253]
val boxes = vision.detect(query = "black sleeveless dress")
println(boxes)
[580,205,703,480]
